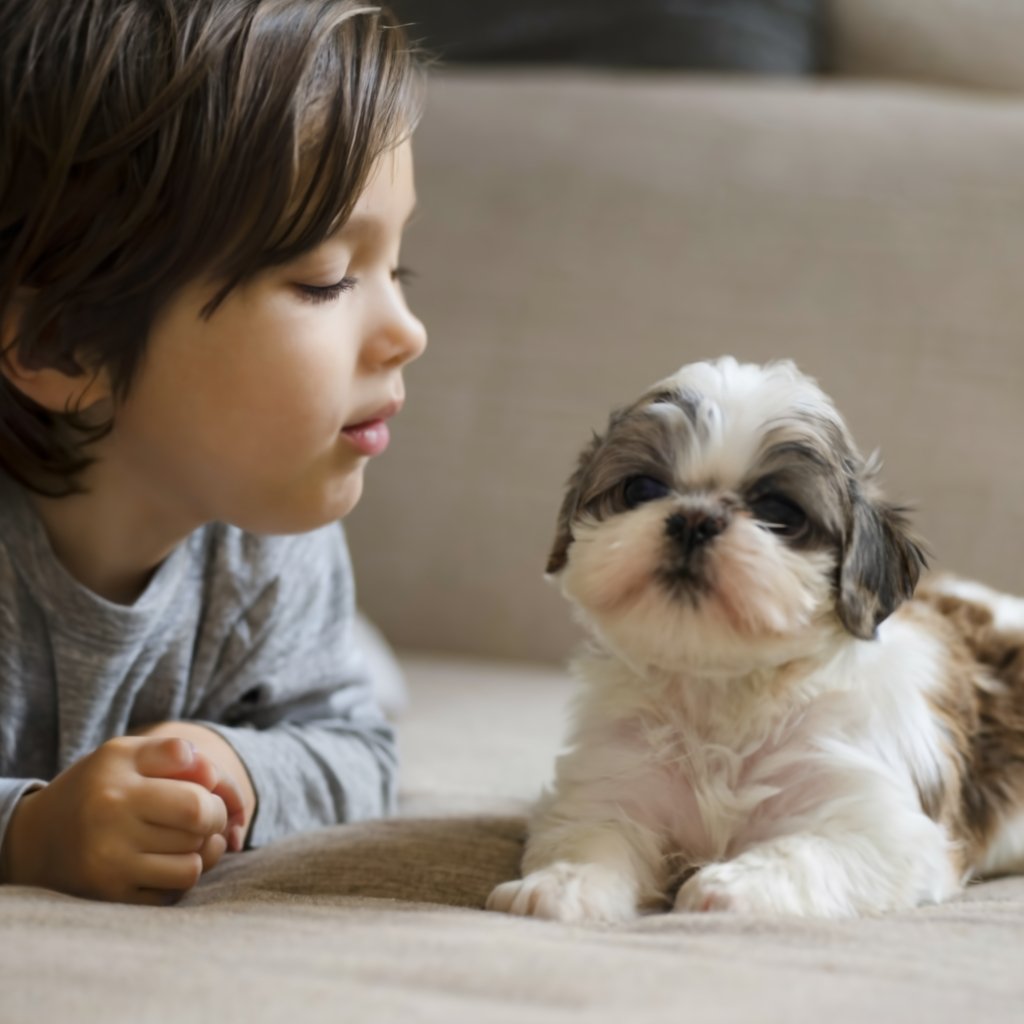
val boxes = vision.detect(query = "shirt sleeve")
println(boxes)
[195,523,398,849]
[0,778,46,864]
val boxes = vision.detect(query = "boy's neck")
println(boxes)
[28,460,198,605]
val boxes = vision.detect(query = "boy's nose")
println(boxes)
[373,305,428,370]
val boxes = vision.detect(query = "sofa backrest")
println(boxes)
[347,70,1024,664]
[828,0,1024,93]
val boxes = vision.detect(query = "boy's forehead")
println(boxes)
[339,140,416,237]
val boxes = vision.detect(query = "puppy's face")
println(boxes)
[548,359,925,672]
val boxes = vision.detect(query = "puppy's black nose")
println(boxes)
[665,508,729,556]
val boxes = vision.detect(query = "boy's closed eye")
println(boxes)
[295,276,358,304]
[294,265,416,304]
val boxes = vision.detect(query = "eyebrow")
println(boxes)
[336,201,418,239]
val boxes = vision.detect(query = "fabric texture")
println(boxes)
[390,0,822,73]
[0,471,396,849]
[1,658,1023,1023]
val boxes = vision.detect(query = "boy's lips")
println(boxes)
[342,400,402,457]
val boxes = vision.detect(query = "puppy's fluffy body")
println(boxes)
[488,358,1024,922]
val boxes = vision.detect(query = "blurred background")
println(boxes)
[386,0,822,73]
[347,0,1024,666]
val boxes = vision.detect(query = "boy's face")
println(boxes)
[106,139,426,535]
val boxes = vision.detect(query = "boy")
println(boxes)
[0,0,427,904]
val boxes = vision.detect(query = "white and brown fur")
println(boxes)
[487,357,1024,921]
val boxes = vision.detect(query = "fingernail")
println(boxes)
[231,825,245,852]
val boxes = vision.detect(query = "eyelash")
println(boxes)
[296,265,416,305]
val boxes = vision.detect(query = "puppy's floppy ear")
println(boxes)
[546,430,604,576]
[837,492,927,639]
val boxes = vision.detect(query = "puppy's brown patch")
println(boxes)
[909,585,1024,876]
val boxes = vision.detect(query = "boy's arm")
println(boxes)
[199,689,397,848]
[179,523,398,848]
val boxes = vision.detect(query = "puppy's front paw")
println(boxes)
[674,861,803,916]
[486,862,638,924]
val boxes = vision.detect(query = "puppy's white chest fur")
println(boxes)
[564,625,946,871]
[624,683,825,867]
[573,660,815,865]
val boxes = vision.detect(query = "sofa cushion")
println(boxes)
[3,655,1024,1022]
[3,813,1023,1024]
[394,655,571,816]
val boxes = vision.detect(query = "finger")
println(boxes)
[135,736,224,793]
[135,740,242,825]
[228,823,246,853]
[159,750,220,792]
[134,736,203,781]
[210,773,245,829]
[133,822,206,855]
[134,852,204,892]
[199,833,227,873]
[137,778,228,836]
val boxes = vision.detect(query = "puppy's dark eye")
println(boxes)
[750,494,808,537]
[623,476,670,509]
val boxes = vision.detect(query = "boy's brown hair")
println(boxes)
[0,0,423,495]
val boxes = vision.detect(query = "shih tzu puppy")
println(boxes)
[487,357,1024,921]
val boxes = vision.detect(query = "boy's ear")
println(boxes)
[1,292,112,413]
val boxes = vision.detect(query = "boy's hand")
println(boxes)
[129,721,256,855]
[0,736,245,904]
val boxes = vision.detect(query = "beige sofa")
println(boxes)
[4,2,1024,1020]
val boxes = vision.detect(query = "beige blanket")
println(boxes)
[2,658,1023,1023]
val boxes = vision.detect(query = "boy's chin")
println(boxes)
[314,465,366,527]
[330,468,366,521]
[227,467,366,535]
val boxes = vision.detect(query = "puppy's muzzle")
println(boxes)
[665,507,731,559]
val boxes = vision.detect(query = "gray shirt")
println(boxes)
[0,472,396,851]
